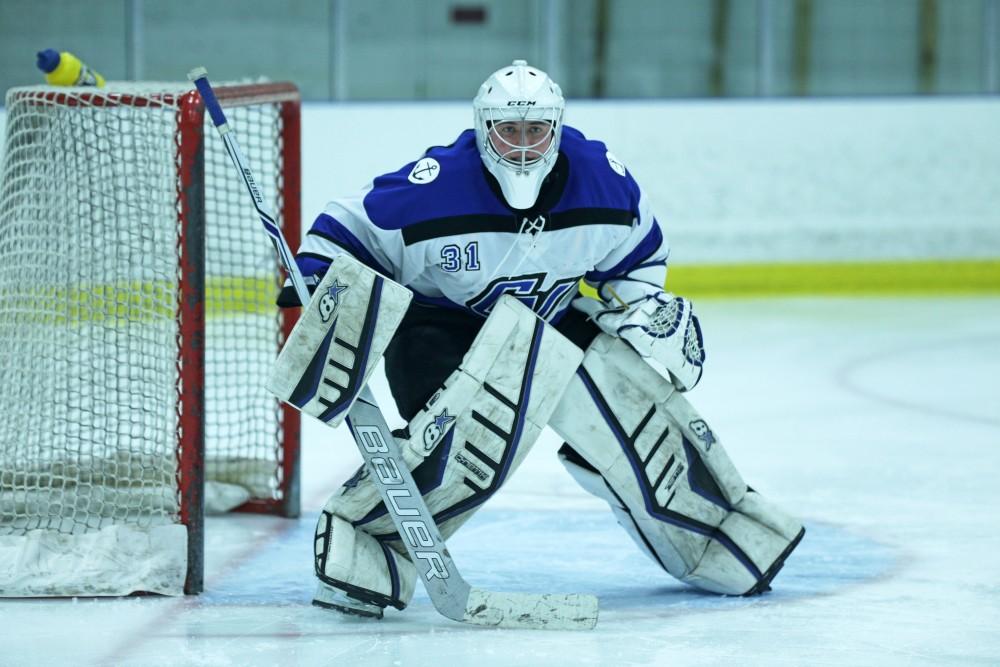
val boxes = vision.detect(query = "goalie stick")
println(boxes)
[187,67,598,630]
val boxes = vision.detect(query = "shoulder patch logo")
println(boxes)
[408,157,441,184]
[606,151,627,177]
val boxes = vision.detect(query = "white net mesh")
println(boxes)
[202,94,289,506]
[0,83,295,556]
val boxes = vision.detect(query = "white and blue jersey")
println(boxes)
[284,126,668,322]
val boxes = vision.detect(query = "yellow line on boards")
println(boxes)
[15,260,1000,325]
[582,260,1000,299]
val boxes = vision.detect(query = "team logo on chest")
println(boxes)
[467,272,579,319]
[408,157,441,184]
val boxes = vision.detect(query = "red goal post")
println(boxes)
[0,80,302,596]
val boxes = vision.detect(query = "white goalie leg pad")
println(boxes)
[313,512,417,613]
[267,254,412,428]
[550,333,804,596]
[316,295,583,608]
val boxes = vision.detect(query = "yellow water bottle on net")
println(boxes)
[36,49,105,87]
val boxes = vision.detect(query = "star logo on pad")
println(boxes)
[433,409,455,430]
[317,280,349,322]
[422,408,456,451]
[327,281,349,305]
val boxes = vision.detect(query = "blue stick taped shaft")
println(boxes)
[191,73,229,128]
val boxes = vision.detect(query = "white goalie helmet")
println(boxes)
[473,59,565,209]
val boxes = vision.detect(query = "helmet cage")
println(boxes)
[477,105,563,175]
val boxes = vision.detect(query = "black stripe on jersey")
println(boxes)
[307,229,358,255]
[401,208,634,246]
[402,215,514,245]
[297,251,334,263]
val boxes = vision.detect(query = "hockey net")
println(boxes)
[0,81,301,596]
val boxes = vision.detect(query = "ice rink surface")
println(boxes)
[3,296,998,667]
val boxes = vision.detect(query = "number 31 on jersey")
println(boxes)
[440,242,480,272]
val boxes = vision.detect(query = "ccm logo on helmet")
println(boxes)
[507,100,536,106]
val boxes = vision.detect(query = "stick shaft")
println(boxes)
[347,386,472,620]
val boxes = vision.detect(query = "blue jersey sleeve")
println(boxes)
[277,187,403,307]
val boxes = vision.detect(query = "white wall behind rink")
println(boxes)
[2,96,997,264]
[302,98,1000,264]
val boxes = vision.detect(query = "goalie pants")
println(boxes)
[383,303,601,420]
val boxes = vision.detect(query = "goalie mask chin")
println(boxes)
[473,59,565,210]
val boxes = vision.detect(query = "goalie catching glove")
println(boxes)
[574,290,705,391]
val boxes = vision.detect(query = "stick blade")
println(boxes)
[462,589,599,630]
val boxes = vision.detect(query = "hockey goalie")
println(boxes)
[269,60,804,620]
